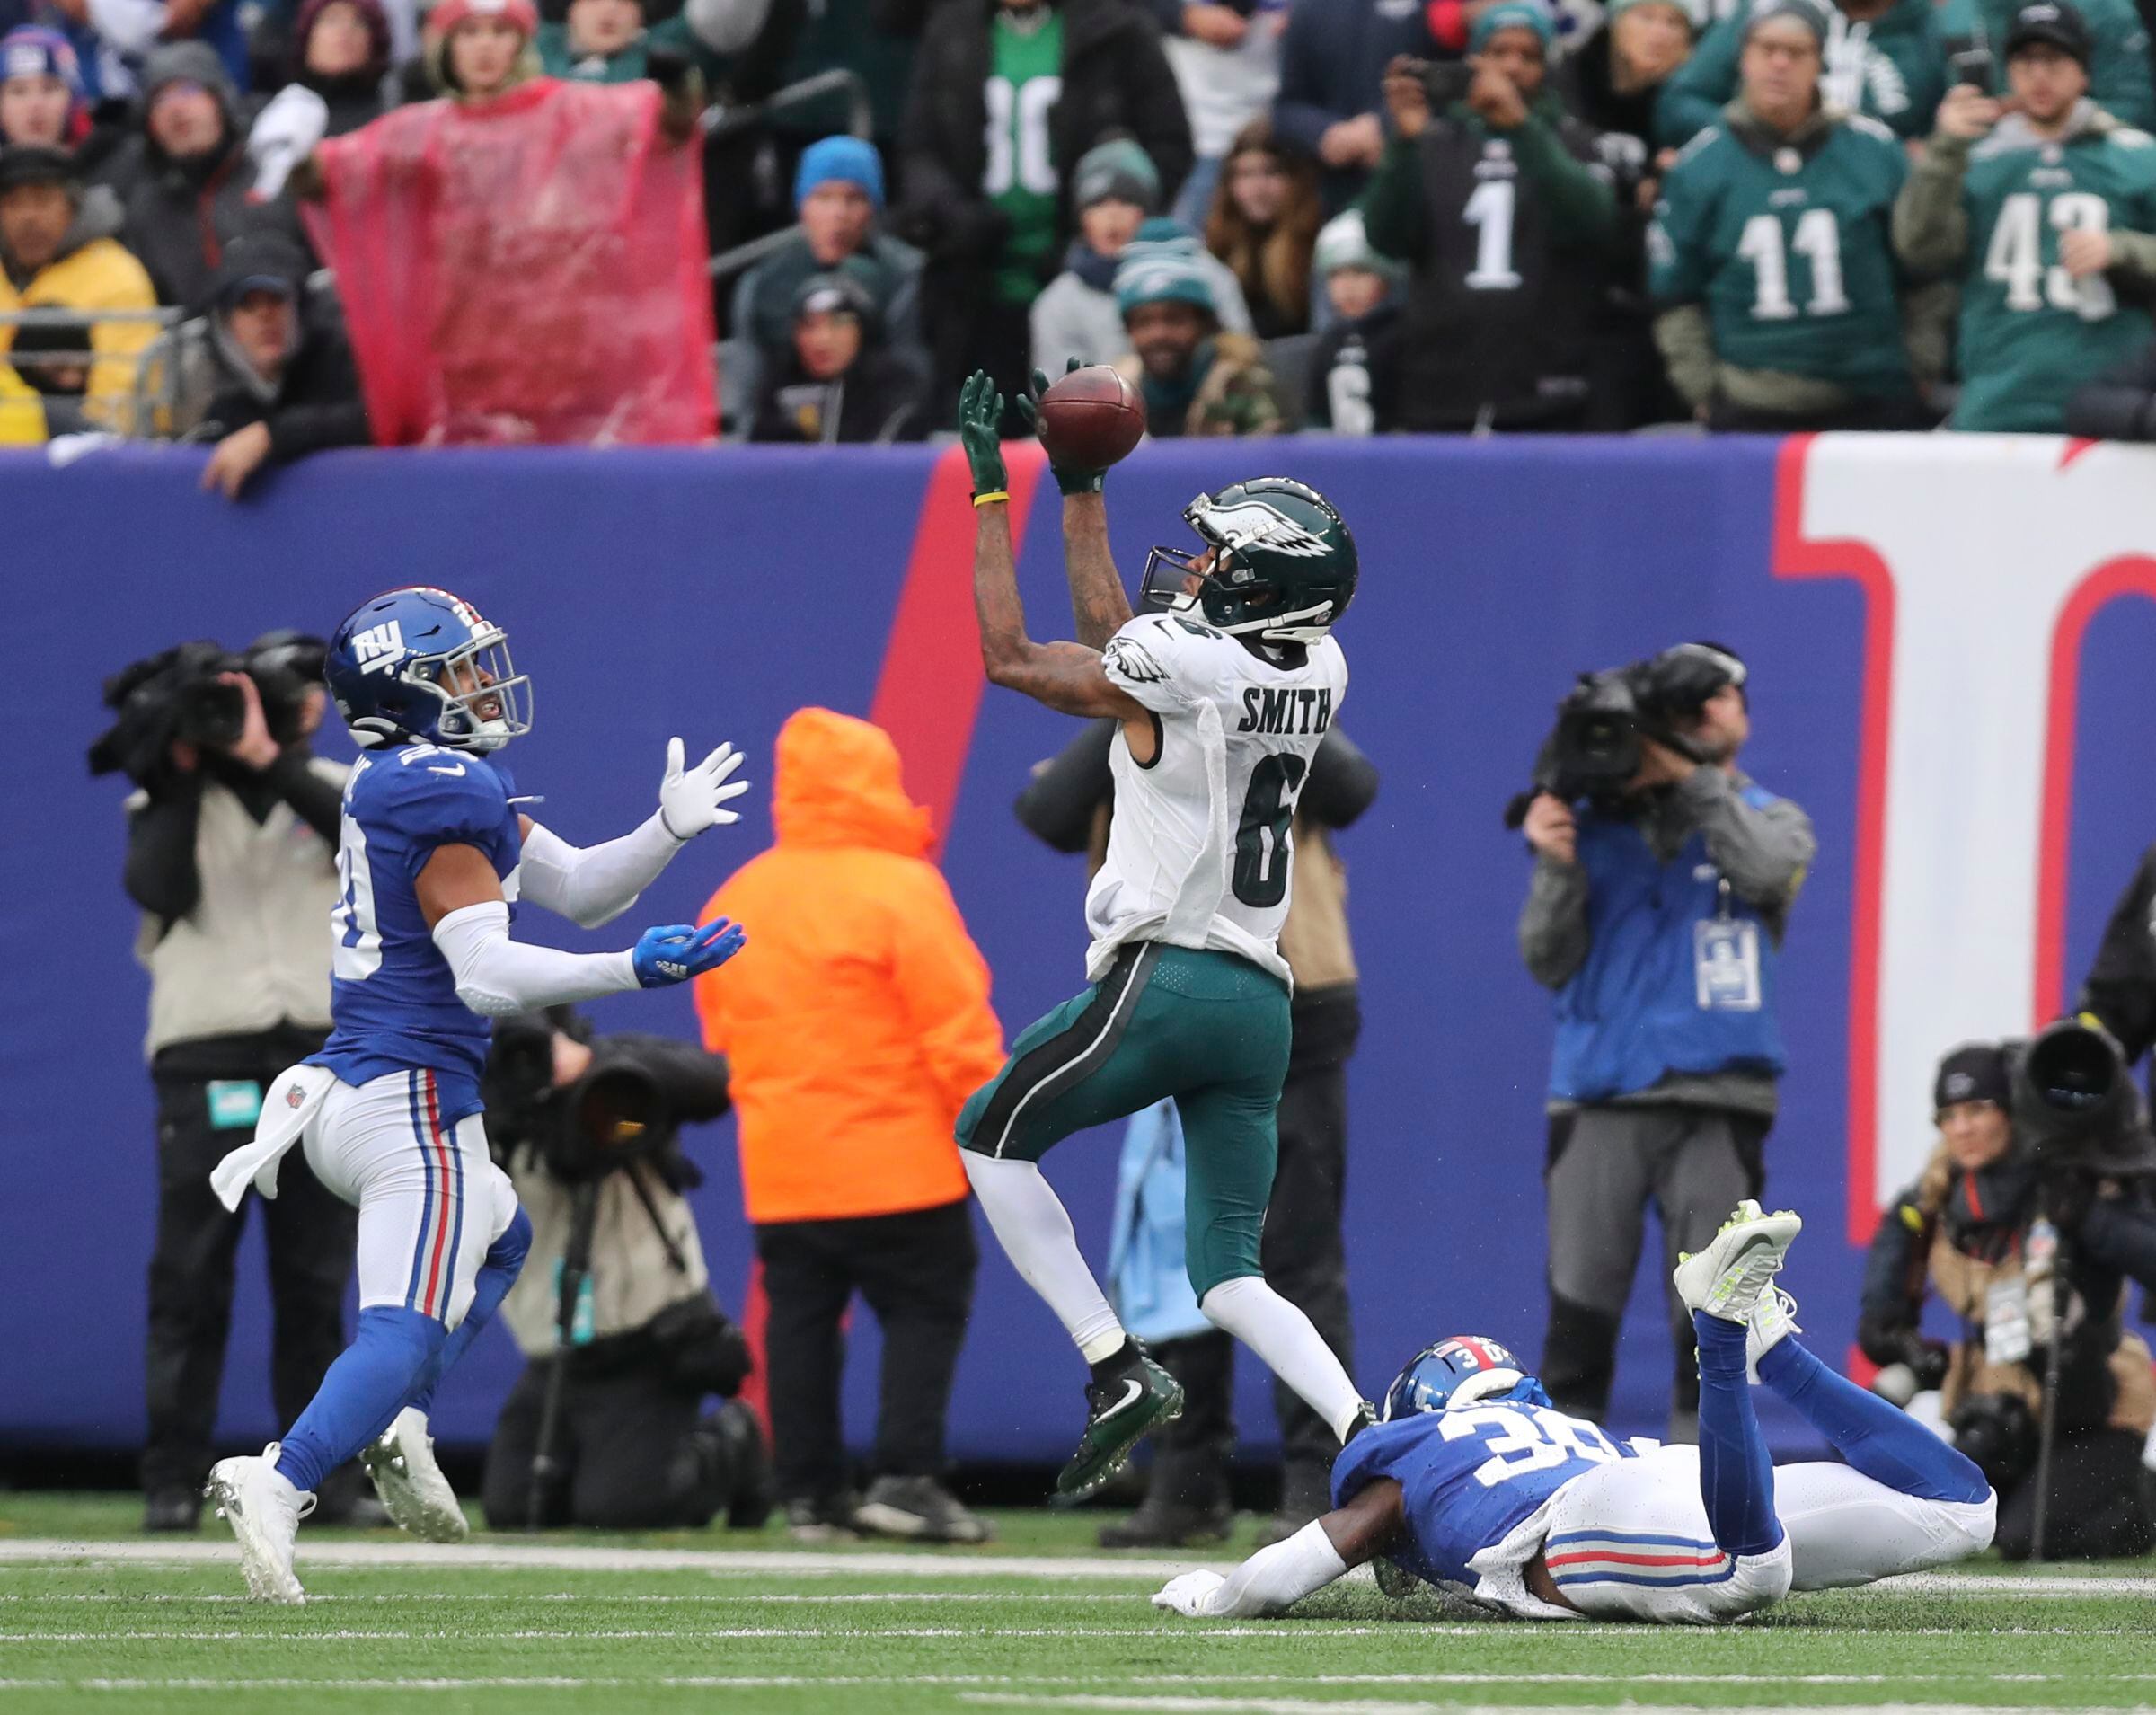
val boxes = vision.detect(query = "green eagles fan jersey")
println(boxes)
[1952,119,2156,432]
[1650,113,1913,396]
[985,9,1064,305]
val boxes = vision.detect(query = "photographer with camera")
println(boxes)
[1859,1037,2156,1559]
[1515,641,1815,1438]
[479,1009,772,1533]
[91,632,359,1533]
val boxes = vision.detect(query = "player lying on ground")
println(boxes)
[955,367,1376,1498]
[1154,1200,1998,1623]
[203,585,751,1603]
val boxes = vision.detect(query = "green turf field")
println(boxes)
[4,1493,2154,1714]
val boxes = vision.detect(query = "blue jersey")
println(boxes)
[309,744,524,1114]
[1331,1402,1639,1586]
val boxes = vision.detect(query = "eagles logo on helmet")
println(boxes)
[1139,477,1359,645]
[326,585,534,753]
[1383,1336,1555,1419]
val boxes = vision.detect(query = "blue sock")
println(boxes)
[1692,1313,1786,1558]
[408,1207,531,1417]
[275,1307,445,1493]
[1757,1332,1990,1505]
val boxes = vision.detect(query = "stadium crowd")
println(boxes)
[8,0,2156,454]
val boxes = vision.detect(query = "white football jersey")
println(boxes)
[1086,610,1348,986]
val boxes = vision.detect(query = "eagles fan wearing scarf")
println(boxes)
[955,367,1374,1498]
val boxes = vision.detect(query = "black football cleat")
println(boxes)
[1056,1355,1184,1501]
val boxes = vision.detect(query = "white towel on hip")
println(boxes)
[210,1063,337,1210]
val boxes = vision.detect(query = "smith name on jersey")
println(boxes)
[1088,610,1348,989]
[310,742,524,1116]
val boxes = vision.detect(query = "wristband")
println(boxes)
[972,490,1009,508]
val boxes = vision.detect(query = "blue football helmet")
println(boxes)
[326,586,533,752]
[1383,1337,1554,1420]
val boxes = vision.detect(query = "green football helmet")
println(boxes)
[1138,477,1358,644]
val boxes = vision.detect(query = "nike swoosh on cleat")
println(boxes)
[1095,1379,1146,1423]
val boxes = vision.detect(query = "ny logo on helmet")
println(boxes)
[351,621,406,675]
[1195,499,1332,565]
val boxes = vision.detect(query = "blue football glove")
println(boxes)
[632,918,747,988]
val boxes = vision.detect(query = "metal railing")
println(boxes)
[0,305,183,437]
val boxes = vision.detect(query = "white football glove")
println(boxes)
[1151,1570,1227,1617]
[657,737,749,840]
[248,84,331,201]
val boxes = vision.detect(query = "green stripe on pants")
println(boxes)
[957,943,1291,1297]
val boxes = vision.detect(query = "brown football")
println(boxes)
[1036,366,1147,472]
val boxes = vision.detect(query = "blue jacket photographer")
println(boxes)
[93,632,361,1534]
[1860,1039,2156,1560]
[477,1010,771,1534]
[1515,641,1816,1436]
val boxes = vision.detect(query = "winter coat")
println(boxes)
[747,344,929,442]
[895,0,1193,270]
[694,708,1005,1225]
[1860,1138,2156,1437]
[99,44,309,306]
[198,305,370,460]
[0,193,158,442]
[730,230,924,360]
[1111,328,1280,435]
[1270,0,1434,208]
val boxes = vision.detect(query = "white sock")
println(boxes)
[1200,1275,1362,1439]
[965,1154,1126,1363]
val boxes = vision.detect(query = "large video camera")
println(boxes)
[88,632,330,788]
[1503,643,1743,829]
[484,1012,698,1190]
[2011,1020,2156,1180]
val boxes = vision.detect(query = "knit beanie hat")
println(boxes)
[1115,251,1217,319]
[794,135,886,212]
[1073,137,1160,213]
[1470,0,1555,52]
[1,27,85,99]
[1745,0,1829,47]
[1312,209,1404,284]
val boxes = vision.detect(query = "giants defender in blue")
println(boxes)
[1155,1203,1997,1624]
[204,586,751,1603]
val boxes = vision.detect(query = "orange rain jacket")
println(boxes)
[694,708,1005,1224]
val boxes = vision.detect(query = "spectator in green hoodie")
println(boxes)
[1656,0,1947,146]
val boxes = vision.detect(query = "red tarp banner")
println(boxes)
[305,78,716,446]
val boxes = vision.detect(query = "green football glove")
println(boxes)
[958,370,1008,499]
[1016,357,1106,497]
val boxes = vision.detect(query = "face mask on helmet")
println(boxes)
[417,629,532,751]
[1139,487,1348,644]
[331,588,536,754]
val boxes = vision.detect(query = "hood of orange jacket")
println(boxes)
[773,705,936,855]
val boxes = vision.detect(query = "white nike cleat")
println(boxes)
[1745,1286,1802,1382]
[205,1444,314,1604]
[1673,1199,1803,1324]
[360,1408,469,1543]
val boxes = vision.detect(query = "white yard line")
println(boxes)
[3,1539,2153,1598]
[959,1702,2095,1715]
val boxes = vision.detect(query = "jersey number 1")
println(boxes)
[1233,753,1308,908]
